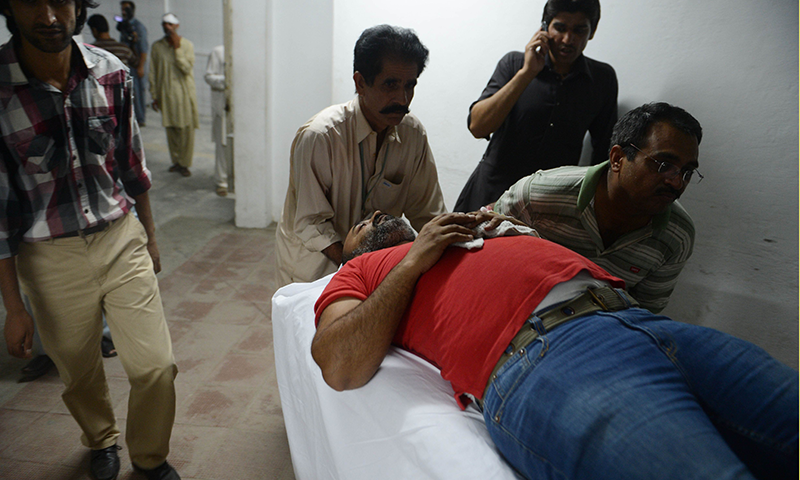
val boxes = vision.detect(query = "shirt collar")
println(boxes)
[0,40,28,86]
[354,96,401,145]
[577,160,672,230]
[0,39,90,88]
[543,53,593,82]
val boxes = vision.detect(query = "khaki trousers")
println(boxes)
[17,213,177,469]
[165,126,195,168]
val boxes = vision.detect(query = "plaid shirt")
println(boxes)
[0,40,150,259]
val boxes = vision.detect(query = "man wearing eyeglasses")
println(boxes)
[493,102,701,313]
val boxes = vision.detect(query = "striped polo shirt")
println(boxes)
[494,161,694,313]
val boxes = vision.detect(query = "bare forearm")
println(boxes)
[0,257,24,315]
[137,52,147,77]
[469,68,537,139]
[132,192,156,238]
[1,256,34,358]
[312,261,422,391]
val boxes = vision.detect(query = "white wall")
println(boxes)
[324,0,797,368]
[231,0,334,227]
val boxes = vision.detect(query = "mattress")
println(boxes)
[272,274,522,480]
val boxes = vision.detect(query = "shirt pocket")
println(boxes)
[368,177,405,212]
[86,115,117,156]
[14,134,57,174]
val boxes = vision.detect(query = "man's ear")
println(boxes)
[608,144,625,172]
[588,24,596,40]
[353,71,365,96]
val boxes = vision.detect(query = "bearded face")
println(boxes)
[342,214,416,264]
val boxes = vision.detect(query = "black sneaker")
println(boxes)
[18,355,55,382]
[133,461,181,480]
[90,444,121,480]
[101,337,117,358]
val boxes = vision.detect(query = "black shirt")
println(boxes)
[454,51,617,212]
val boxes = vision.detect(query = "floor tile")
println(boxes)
[175,385,257,428]
[0,459,84,480]
[0,409,45,453]
[208,353,271,388]
[0,412,86,466]
[171,300,218,322]
[2,380,63,413]
[203,299,267,325]
[187,427,292,479]
[206,262,256,282]
[233,325,273,355]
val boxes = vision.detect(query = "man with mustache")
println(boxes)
[276,24,446,287]
[455,0,617,213]
[493,102,701,313]
[312,211,797,480]
[0,0,180,479]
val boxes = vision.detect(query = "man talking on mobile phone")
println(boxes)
[455,0,617,212]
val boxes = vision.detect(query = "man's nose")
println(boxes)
[394,89,410,105]
[665,173,684,190]
[36,4,58,25]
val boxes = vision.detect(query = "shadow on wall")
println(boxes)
[664,280,798,370]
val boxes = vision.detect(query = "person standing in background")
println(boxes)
[204,44,229,196]
[87,14,135,70]
[118,1,148,126]
[149,12,199,177]
[454,0,617,212]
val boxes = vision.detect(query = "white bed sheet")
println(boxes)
[272,274,522,480]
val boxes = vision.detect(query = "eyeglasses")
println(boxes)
[629,143,703,185]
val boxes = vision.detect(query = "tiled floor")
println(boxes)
[0,113,296,479]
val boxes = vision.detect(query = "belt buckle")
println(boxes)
[587,288,610,311]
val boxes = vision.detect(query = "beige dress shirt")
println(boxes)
[149,36,199,129]
[276,97,447,286]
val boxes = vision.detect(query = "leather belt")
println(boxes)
[56,220,115,239]
[482,286,638,402]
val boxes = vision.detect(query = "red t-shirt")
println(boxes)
[314,236,624,408]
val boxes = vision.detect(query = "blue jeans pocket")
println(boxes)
[487,335,549,424]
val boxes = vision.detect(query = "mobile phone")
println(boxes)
[536,21,548,54]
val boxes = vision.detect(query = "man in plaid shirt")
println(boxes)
[0,1,180,479]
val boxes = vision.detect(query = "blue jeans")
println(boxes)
[482,308,798,480]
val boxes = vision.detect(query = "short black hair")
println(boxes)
[611,102,703,160]
[87,14,109,34]
[0,0,99,37]
[542,0,601,35]
[353,24,429,85]
[120,1,135,12]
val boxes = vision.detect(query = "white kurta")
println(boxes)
[204,45,225,144]
[204,45,228,188]
[275,97,447,286]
